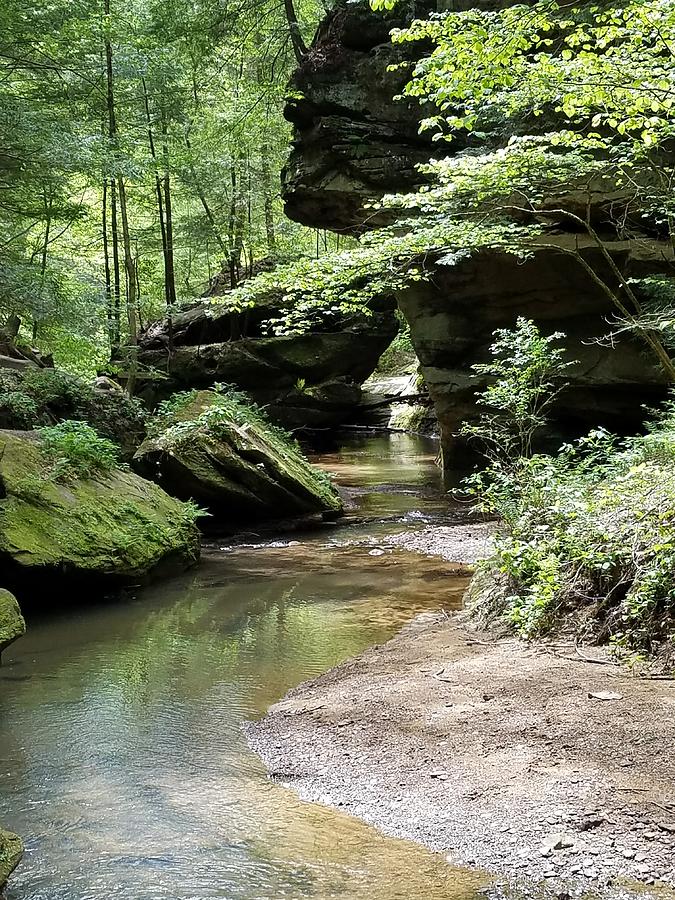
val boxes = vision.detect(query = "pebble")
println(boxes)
[622,849,636,859]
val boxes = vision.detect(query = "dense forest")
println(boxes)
[2,0,675,897]
[0,0,332,372]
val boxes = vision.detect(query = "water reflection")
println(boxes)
[0,434,483,900]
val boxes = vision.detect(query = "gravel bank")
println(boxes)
[246,527,675,897]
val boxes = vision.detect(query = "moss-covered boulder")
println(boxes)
[0,430,200,595]
[134,390,343,524]
[0,589,26,659]
[0,827,23,890]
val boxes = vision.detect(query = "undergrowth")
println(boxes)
[39,421,121,481]
[464,319,675,662]
[0,367,146,456]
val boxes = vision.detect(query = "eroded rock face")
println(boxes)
[0,589,26,659]
[0,431,200,598]
[136,303,397,430]
[283,0,439,232]
[398,242,670,468]
[0,827,23,890]
[134,390,343,525]
[282,0,672,468]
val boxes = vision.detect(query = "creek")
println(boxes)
[0,433,482,900]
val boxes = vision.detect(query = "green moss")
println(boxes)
[0,589,26,655]
[138,389,343,520]
[0,432,200,579]
[0,827,23,889]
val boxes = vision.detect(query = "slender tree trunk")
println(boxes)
[142,77,169,300]
[260,143,277,256]
[184,132,228,259]
[117,176,139,395]
[284,0,308,64]
[161,111,177,310]
[142,77,177,319]
[104,0,137,394]
[102,179,114,350]
[34,186,53,343]
[110,178,121,350]
[228,164,239,289]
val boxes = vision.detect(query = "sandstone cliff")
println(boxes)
[282,0,671,470]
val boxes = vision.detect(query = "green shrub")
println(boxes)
[463,320,675,659]
[0,367,146,457]
[460,317,574,465]
[0,391,40,429]
[39,420,121,481]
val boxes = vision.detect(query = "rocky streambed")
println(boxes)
[247,531,675,898]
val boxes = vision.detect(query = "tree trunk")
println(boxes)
[117,176,139,396]
[283,0,308,64]
[260,142,277,256]
[104,0,137,395]
[228,164,239,288]
[184,132,228,260]
[141,77,169,303]
[102,179,114,350]
[161,111,177,310]
[110,178,121,350]
[34,186,53,343]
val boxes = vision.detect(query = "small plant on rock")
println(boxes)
[39,420,121,481]
[461,317,574,468]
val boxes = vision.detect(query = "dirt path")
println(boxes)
[247,574,675,895]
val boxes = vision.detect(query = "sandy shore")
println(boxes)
[246,528,675,896]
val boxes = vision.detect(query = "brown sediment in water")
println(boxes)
[247,542,675,897]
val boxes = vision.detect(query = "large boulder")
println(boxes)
[0,827,22,890]
[134,390,343,524]
[0,589,26,659]
[0,430,200,597]
[135,301,397,429]
[283,0,440,232]
[397,242,670,467]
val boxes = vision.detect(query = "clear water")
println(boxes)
[0,433,482,900]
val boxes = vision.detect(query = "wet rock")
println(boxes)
[134,390,343,524]
[0,589,25,660]
[0,826,23,890]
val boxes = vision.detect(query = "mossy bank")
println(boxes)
[0,429,201,599]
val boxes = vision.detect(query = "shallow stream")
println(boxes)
[0,433,482,900]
